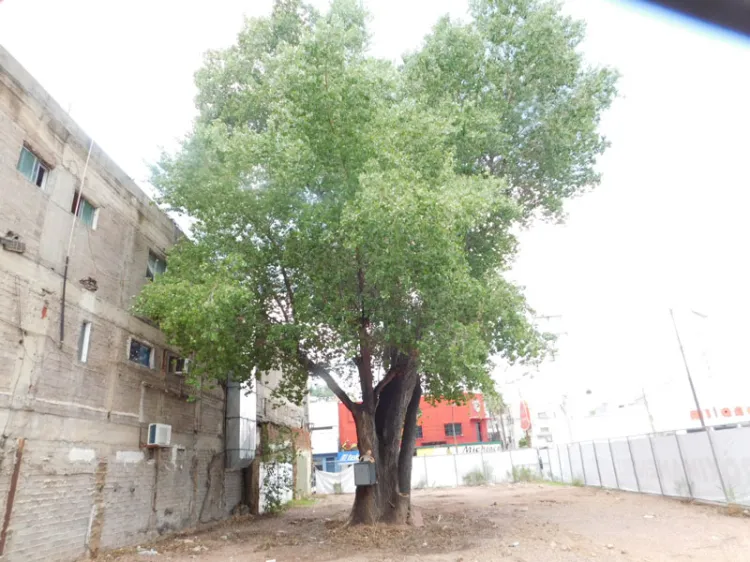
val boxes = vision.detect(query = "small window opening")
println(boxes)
[17,146,48,188]
[78,322,92,363]
[129,338,153,368]
[146,251,166,280]
[71,191,98,228]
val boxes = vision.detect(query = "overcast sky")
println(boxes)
[2,0,749,429]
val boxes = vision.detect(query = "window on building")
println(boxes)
[146,250,166,280]
[416,425,423,439]
[539,426,550,433]
[129,338,153,367]
[444,423,462,437]
[78,322,92,363]
[17,146,48,188]
[71,191,98,228]
[537,411,549,419]
[166,353,188,375]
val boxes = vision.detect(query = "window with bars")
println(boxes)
[17,146,48,188]
[416,425,423,439]
[444,423,462,437]
[71,191,98,228]
[146,250,167,280]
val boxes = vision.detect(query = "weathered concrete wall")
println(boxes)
[0,46,241,561]
[256,370,307,429]
[255,371,312,499]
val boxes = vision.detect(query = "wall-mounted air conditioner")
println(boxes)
[147,423,172,447]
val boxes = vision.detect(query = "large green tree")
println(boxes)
[137,0,616,525]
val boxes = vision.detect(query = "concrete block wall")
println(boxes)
[0,46,242,561]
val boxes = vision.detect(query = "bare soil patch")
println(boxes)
[101,483,750,562]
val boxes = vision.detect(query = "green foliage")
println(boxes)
[135,0,616,407]
[484,391,507,416]
[571,478,585,487]
[288,497,317,508]
[262,461,293,514]
[511,466,539,482]
[260,424,295,514]
[518,435,530,448]
[309,384,335,399]
[464,461,495,486]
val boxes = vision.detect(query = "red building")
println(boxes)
[338,394,490,451]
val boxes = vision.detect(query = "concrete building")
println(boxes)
[253,371,311,507]
[309,398,340,472]
[0,46,305,560]
[338,393,492,451]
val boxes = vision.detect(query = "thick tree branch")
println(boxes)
[374,349,417,399]
[374,367,398,399]
[298,350,356,412]
[264,229,296,320]
[271,293,289,323]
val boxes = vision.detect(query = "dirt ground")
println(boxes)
[103,483,750,562]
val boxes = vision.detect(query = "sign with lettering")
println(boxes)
[416,443,505,456]
[454,444,504,455]
[690,406,750,420]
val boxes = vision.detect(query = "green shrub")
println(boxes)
[463,461,494,486]
[511,466,539,483]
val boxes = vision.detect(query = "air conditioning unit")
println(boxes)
[147,423,172,447]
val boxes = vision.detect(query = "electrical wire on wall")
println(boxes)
[59,137,95,348]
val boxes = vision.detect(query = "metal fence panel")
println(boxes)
[652,434,690,498]
[558,445,572,483]
[455,453,485,486]
[568,443,585,482]
[422,455,457,488]
[610,438,638,491]
[594,441,617,489]
[677,431,724,503]
[409,426,747,506]
[412,456,428,489]
[629,436,661,494]
[483,451,514,483]
[543,448,558,481]
[708,427,750,506]
[580,442,601,486]
[511,447,542,477]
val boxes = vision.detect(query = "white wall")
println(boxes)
[309,399,339,455]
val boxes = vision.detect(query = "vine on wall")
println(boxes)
[260,424,294,514]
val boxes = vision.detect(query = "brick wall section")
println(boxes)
[0,46,242,562]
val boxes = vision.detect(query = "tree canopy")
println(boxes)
[136,0,617,524]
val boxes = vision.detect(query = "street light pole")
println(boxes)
[669,308,730,503]
[669,308,705,428]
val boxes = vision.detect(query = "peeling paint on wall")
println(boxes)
[68,448,96,463]
[115,451,144,464]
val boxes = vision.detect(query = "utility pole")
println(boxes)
[669,308,730,503]
[669,309,706,429]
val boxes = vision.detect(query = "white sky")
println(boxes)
[2,0,749,429]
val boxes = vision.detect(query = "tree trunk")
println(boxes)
[398,377,422,524]
[349,407,379,525]
[398,377,422,495]
[374,365,419,524]
[342,357,421,526]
